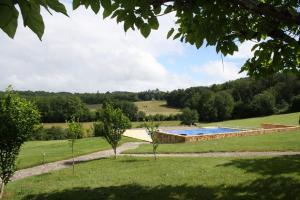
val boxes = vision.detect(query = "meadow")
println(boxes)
[17,137,136,169]
[134,100,182,115]
[5,156,300,200]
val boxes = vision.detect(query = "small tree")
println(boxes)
[0,86,40,199]
[144,121,160,160]
[67,117,83,175]
[180,108,199,126]
[101,104,131,159]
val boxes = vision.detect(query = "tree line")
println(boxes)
[167,73,300,122]
[0,73,299,123]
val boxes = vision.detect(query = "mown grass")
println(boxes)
[200,112,300,128]
[124,130,300,154]
[134,100,182,115]
[17,137,137,169]
[5,156,300,200]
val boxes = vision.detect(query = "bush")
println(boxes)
[251,92,276,116]
[180,108,199,125]
[30,126,68,141]
[93,121,105,137]
[290,95,300,112]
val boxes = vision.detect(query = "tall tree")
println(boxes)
[1,0,299,76]
[0,86,40,199]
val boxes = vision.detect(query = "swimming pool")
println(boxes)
[164,127,241,136]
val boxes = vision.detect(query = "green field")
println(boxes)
[5,156,300,200]
[200,112,300,128]
[125,130,300,154]
[17,137,136,169]
[134,100,182,115]
[86,104,102,111]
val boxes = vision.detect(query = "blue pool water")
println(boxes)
[165,127,241,136]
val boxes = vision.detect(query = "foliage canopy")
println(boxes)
[1,0,300,76]
[0,87,40,198]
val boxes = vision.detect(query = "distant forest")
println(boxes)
[1,73,299,123]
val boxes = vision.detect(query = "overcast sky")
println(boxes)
[0,2,254,93]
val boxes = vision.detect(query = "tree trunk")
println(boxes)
[113,147,117,159]
[0,181,5,199]
[72,142,75,175]
[153,144,157,160]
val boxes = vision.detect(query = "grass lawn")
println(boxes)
[124,130,300,154]
[200,112,300,128]
[4,156,300,200]
[17,137,137,170]
[134,100,182,115]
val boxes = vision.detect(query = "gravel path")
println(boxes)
[12,142,300,181]
[12,142,147,181]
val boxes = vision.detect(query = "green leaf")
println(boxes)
[164,5,173,14]
[46,0,68,16]
[153,6,161,15]
[103,8,113,19]
[73,0,81,10]
[90,0,100,14]
[124,21,131,32]
[140,24,151,38]
[100,0,111,9]
[167,28,174,39]
[0,2,19,38]
[173,32,181,40]
[18,0,45,40]
[149,17,159,30]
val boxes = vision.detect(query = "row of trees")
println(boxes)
[6,89,167,105]
[167,73,300,122]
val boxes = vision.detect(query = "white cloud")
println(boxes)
[191,61,246,85]
[0,6,194,92]
[229,41,256,59]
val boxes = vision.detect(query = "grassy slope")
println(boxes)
[125,130,300,154]
[134,100,181,115]
[126,112,300,154]
[5,156,300,200]
[17,137,137,169]
[200,112,300,128]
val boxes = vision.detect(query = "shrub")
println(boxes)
[290,95,300,112]
[180,108,199,125]
[93,121,105,137]
[251,92,276,116]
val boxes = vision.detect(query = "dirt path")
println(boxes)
[12,142,147,181]
[12,142,300,181]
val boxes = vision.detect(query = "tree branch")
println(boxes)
[235,0,300,25]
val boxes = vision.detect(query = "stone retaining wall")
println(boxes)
[156,124,300,143]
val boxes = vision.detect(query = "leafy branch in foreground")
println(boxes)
[2,0,300,76]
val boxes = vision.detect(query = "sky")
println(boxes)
[0,2,255,93]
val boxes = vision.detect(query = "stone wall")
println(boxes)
[157,124,300,143]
